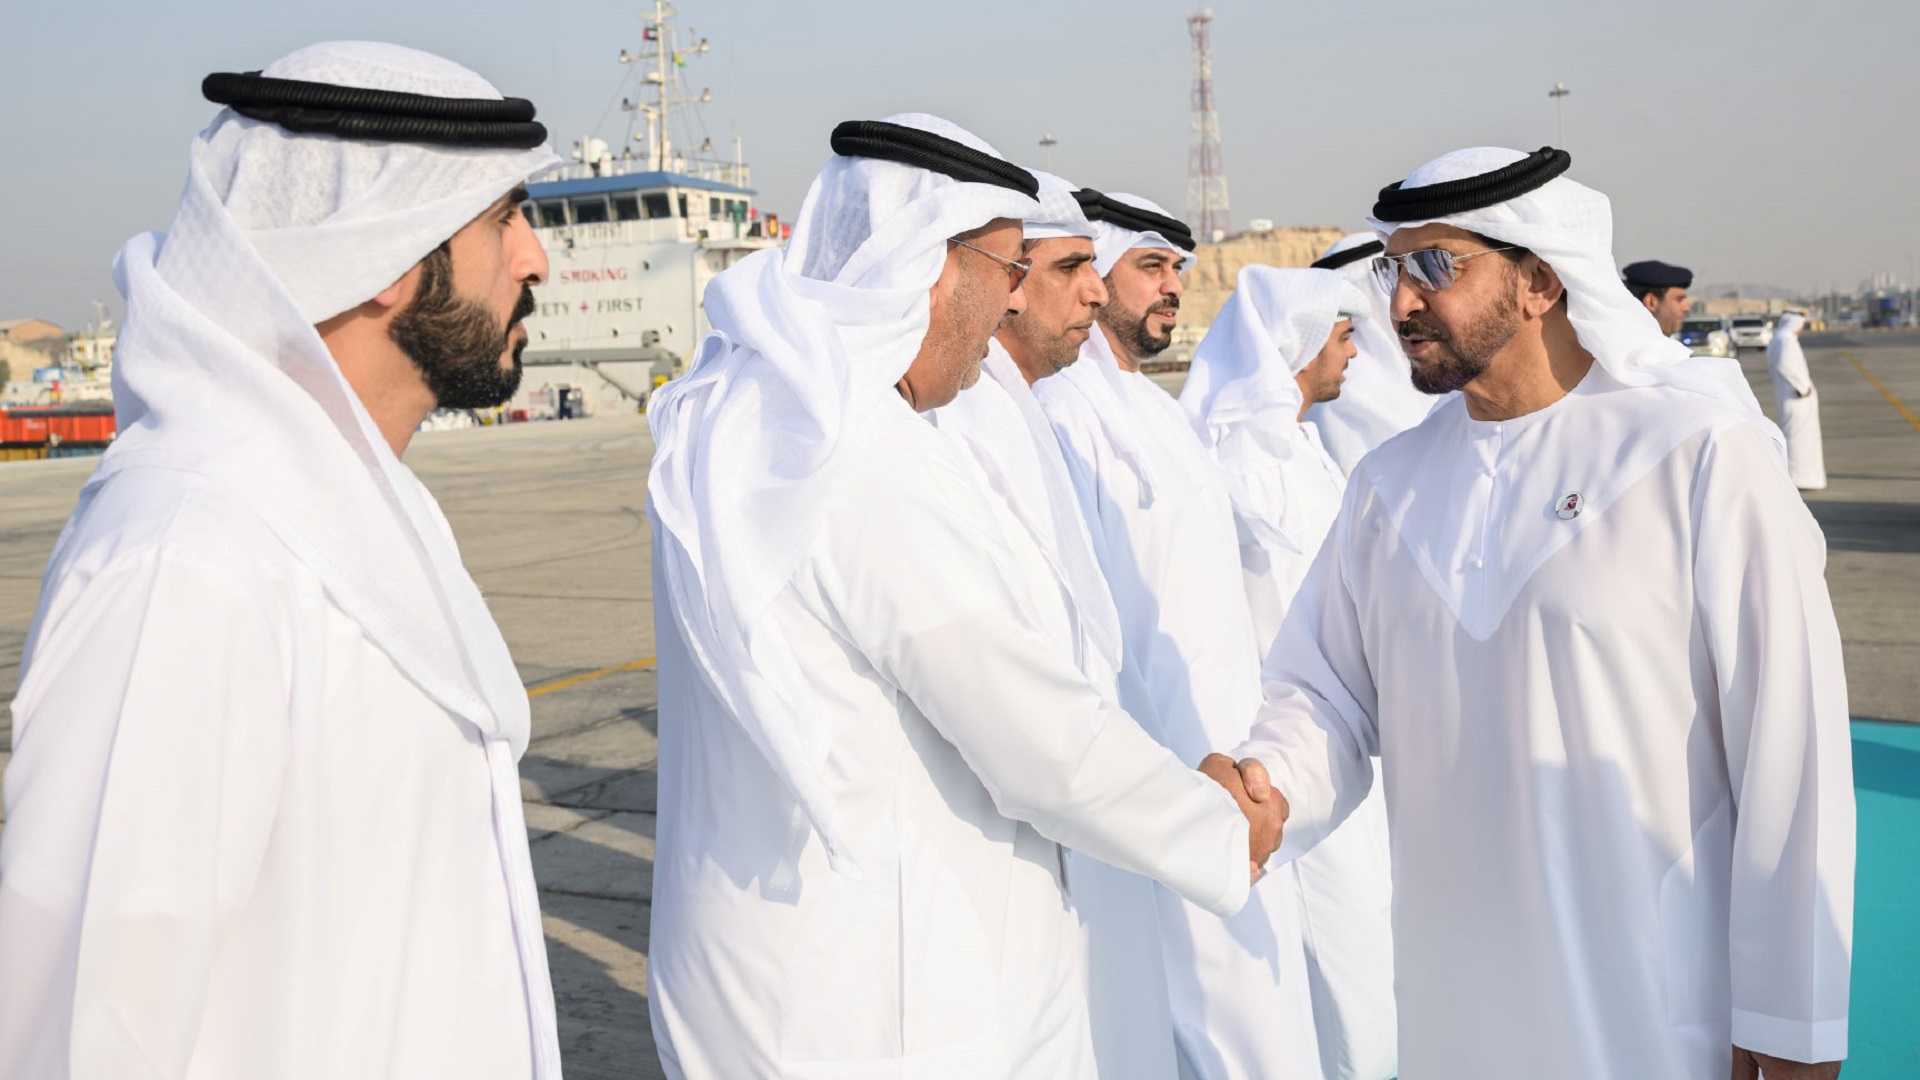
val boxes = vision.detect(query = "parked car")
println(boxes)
[1676,316,1736,358]
[1729,315,1775,350]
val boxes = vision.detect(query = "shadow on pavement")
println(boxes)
[518,700,665,1079]
[1806,500,1920,555]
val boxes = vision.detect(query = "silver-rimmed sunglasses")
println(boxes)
[1371,246,1519,294]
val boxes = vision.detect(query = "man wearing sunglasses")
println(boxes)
[1035,194,1329,1080]
[1228,147,1851,1080]
[647,117,1275,1078]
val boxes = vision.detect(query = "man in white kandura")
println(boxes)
[645,116,1276,1080]
[0,42,563,1079]
[1767,311,1828,490]
[1303,234,1436,474]
[1034,193,1325,1080]
[927,170,1181,1080]
[1179,266,1398,1080]
[1231,146,1854,1080]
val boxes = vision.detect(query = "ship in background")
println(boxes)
[513,0,783,415]
[0,303,118,460]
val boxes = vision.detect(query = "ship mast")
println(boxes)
[617,1,713,175]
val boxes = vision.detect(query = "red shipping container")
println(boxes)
[0,405,116,447]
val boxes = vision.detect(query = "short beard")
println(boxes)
[998,310,1082,378]
[1401,283,1522,395]
[1098,275,1177,361]
[390,244,533,410]
[914,255,1004,405]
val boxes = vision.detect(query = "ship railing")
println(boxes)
[540,157,753,188]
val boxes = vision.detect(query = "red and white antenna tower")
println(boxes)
[1186,8,1230,243]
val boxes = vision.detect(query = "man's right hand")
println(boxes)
[1199,753,1287,880]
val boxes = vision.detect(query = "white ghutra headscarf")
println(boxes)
[1091,192,1191,276]
[1024,168,1099,241]
[1182,266,1371,437]
[1179,267,1369,553]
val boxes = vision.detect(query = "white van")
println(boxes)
[1729,315,1775,350]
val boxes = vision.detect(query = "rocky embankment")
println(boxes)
[1182,225,1352,327]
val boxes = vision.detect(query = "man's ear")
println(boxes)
[370,278,409,311]
[367,261,423,313]
[1522,256,1566,318]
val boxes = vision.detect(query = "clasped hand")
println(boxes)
[1199,753,1286,883]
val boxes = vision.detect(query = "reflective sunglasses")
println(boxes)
[1370,246,1519,294]
[951,237,1034,292]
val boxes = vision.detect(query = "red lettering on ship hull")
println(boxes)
[556,267,631,284]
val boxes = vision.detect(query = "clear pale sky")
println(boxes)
[3,0,1914,330]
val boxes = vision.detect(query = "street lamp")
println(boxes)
[1548,82,1570,148]
[1039,133,1058,172]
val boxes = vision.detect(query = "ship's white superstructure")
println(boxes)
[521,167,772,367]
[514,1,781,415]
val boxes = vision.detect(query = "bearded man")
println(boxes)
[0,42,563,1079]
[1233,147,1852,1080]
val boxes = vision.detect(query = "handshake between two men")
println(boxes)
[1200,754,1286,883]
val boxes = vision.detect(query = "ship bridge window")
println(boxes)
[642,193,671,219]
[613,194,643,222]
[535,200,568,227]
[572,196,611,224]
[677,193,689,219]
[709,196,721,217]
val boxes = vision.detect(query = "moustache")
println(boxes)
[1397,316,1447,341]
[1148,297,1181,315]
[509,285,536,330]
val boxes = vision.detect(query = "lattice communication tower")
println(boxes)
[1186,8,1230,242]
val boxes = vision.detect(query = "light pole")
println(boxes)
[1039,133,1058,172]
[1548,82,1570,148]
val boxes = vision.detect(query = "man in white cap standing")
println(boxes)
[646,118,1277,1080]
[928,171,1181,1080]
[1303,234,1438,474]
[1034,193,1326,1080]
[1180,266,1398,1080]
[0,42,564,1079]
[1766,311,1827,489]
[1231,147,1853,1080]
